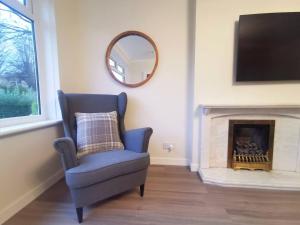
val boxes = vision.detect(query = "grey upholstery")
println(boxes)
[66,150,150,188]
[57,91,127,144]
[53,90,153,223]
[53,137,78,170]
[70,169,148,208]
[123,128,153,153]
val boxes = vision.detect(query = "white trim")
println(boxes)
[32,0,61,120]
[199,104,300,109]
[0,0,61,128]
[0,115,46,128]
[1,0,33,19]
[150,157,189,166]
[190,163,199,172]
[0,169,64,225]
[31,0,49,121]
[26,0,33,14]
[191,109,201,173]
[296,126,300,173]
[0,119,61,137]
[0,0,44,126]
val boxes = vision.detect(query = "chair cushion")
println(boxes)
[65,150,150,189]
[75,111,124,158]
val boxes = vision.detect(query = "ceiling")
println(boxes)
[117,35,155,61]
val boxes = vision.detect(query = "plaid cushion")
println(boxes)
[75,111,124,158]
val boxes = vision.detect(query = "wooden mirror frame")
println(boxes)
[106,31,159,88]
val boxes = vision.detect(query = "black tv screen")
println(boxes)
[236,12,300,82]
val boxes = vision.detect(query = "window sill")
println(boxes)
[0,119,62,138]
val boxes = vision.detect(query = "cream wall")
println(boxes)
[195,0,300,105]
[0,126,63,223]
[54,0,83,93]
[190,0,300,171]
[55,0,196,165]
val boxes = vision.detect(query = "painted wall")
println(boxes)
[54,0,196,165]
[54,0,83,93]
[0,126,63,223]
[195,0,300,105]
[190,0,300,171]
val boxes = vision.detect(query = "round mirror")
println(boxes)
[106,31,158,87]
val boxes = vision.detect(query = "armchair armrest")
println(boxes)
[123,127,153,153]
[53,137,78,170]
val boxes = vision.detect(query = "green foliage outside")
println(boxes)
[0,84,39,119]
[0,3,40,119]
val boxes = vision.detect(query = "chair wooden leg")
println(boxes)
[76,207,83,223]
[140,184,145,197]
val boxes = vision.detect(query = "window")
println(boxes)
[109,57,125,82]
[112,71,125,82]
[117,65,124,74]
[0,0,40,120]
[109,58,116,67]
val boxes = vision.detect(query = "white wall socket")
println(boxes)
[163,143,174,152]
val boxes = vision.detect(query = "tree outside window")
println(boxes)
[0,2,40,119]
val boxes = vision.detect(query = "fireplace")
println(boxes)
[227,120,275,171]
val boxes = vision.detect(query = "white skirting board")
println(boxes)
[150,157,189,166]
[0,169,64,225]
[189,163,199,172]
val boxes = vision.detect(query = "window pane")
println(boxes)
[109,58,115,67]
[112,71,124,82]
[0,2,40,119]
[117,65,124,74]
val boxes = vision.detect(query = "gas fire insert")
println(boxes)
[227,120,275,171]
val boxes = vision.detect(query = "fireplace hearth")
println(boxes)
[195,105,300,190]
[228,120,275,171]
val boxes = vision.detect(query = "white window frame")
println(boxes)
[1,0,33,19]
[109,58,116,68]
[110,58,125,75]
[0,0,60,128]
[117,65,124,74]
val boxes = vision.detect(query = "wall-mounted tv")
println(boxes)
[236,12,300,82]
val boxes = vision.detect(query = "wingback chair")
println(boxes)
[53,90,153,223]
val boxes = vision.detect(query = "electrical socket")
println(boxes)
[163,143,174,152]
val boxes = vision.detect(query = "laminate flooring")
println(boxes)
[4,166,300,225]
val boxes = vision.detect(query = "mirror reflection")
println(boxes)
[107,33,157,87]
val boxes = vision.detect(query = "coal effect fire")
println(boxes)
[233,138,270,163]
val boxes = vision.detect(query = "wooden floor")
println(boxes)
[4,166,300,225]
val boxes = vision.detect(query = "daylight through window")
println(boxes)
[0,1,40,119]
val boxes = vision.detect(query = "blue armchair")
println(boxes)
[53,90,153,223]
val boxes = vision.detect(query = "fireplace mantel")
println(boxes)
[200,104,300,109]
[192,104,300,190]
[199,104,300,116]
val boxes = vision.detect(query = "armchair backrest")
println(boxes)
[57,90,127,146]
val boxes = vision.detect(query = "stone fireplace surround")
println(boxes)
[191,105,300,190]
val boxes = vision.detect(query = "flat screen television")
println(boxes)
[236,12,300,82]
